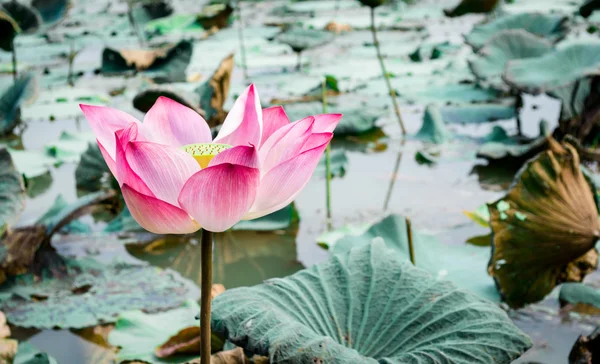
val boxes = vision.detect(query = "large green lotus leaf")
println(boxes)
[488,142,600,308]
[476,135,549,163]
[13,342,58,364]
[444,0,500,17]
[401,83,501,104]
[0,148,25,233]
[44,131,96,164]
[465,13,568,51]
[275,27,333,53]
[1,1,41,34]
[101,41,193,83]
[233,204,298,231]
[548,79,592,121]
[503,43,600,94]
[283,101,382,136]
[144,14,203,36]
[469,30,553,91]
[108,299,201,363]
[439,102,516,124]
[0,72,37,136]
[328,215,499,301]
[559,283,600,310]
[75,143,116,194]
[31,0,70,26]
[7,148,56,178]
[212,241,531,363]
[0,258,195,329]
[0,10,18,52]
[416,104,453,144]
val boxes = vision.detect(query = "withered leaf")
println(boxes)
[184,347,269,364]
[488,139,600,308]
[197,53,234,127]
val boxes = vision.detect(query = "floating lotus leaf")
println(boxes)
[102,41,193,83]
[559,283,600,311]
[0,257,195,329]
[465,13,568,51]
[503,43,600,94]
[436,102,516,124]
[275,27,333,53]
[196,4,233,30]
[1,1,41,34]
[133,87,200,114]
[13,342,58,364]
[327,215,499,301]
[476,135,550,163]
[0,72,37,136]
[212,241,531,363]
[416,104,452,144]
[402,83,501,104]
[469,30,553,91]
[196,53,234,126]
[444,0,499,17]
[0,148,25,234]
[6,149,55,179]
[488,142,600,308]
[144,14,203,36]
[31,0,70,26]
[44,131,96,163]
[108,299,223,363]
[0,10,18,52]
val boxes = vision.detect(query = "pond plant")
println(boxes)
[80,85,342,362]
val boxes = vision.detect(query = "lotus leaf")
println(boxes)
[465,13,568,51]
[328,215,499,301]
[196,53,234,126]
[6,148,56,179]
[0,258,195,329]
[275,27,333,53]
[503,43,600,93]
[444,0,499,17]
[469,30,553,91]
[436,102,516,124]
[315,147,348,178]
[416,104,452,144]
[232,204,298,231]
[144,14,203,36]
[196,4,233,30]
[0,148,25,234]
[1,1,41,34]
[0,10,18,52]
[0,72,37,135]
[476,135,549,163]
[35,194,90,234]
[133,87,200,114]
[13,342,58,364]
[75,143,115,194]
[31,0,70,26]
[108,299,223,363]
[488,142,600,308]
[44,131,96,164]
[102,41,193,83]
[580,0,600,17]
[212,241,531,363]
[559,283,600,311]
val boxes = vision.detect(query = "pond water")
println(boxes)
[1,0,599,363]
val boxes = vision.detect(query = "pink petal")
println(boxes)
[178,164,260,232]
[209,145,259,169]
[260,106,290,147]
[143,96,212,147]
[259,116,315,173]
[214,84,263,147]
[247,136,331,219]
[122,184,200,234]
[312,113,343,133]
[80,104,140,160]
[114,124,155,197]
[126,141,200,206]
[300,132,333,153]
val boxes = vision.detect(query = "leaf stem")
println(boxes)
[383,150,402,211]
[296,52,302,72]
[405,217,415,265]
[236,0,249,81]
[322,78,332,230]
[200,228,213,364]
[370,7,406,135]
[11,41,17,82]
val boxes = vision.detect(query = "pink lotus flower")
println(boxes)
[80,85,341,233]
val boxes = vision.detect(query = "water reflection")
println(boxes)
[127,227,304,290]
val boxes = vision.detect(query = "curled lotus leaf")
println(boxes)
[31,0,70,26]
[503,43,600,94]
[444,0,499,17]
[196,53,234,126]
[0,73,38,136]
[212,241,532,363]
[488,141,600,308]
[357,0,386,8]
[0,148,26,235]
[465,12,569,51]
[469,30,553,91]
[0,10,19,52]
[1,0,41,34]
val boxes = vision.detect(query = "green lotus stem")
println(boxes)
[383,150,403,211]
[322,78,332,229]
[200,228,213,364]
[370,7,406,135]
[11,41,17,82]
[296,52,302,71]
[236,0,249,81]
[68,41,74,87]
[405,217,415,265]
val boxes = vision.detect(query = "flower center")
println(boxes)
[181,143,232,168]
